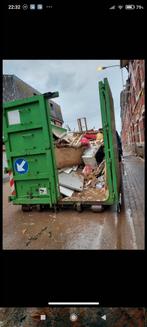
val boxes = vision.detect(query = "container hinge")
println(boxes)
[43,91,59,99]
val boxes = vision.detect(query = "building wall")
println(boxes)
[120,60,145,157]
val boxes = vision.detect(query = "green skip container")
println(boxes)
[3,92,60,208]
[3,79,121,212]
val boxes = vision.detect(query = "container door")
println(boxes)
[99,78,120,204]
[3,94,60,206]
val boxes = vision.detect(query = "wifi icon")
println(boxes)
[118,5,123,9]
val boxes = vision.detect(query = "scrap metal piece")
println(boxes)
[58,172,84,191]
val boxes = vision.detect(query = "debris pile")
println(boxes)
[53,129,108,201]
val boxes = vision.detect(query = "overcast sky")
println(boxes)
[3,60,128,133]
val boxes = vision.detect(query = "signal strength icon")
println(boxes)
[118,5,123,9]
[109,5,116,9]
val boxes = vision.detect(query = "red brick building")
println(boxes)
[120,60,145,157]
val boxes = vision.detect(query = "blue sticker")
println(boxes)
[14,158,29,174]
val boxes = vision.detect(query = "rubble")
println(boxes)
[72,165,78,171]
[55,147,84,169]
[96,183,104,190]
[59,186,74,197]
[82,165,93,177]
[56,132,84,147]
[54,129,107,201]
[80,136,90,145]
[62,167,73,174]
[96,130,103,143]
[82,146,98,168]
[58,172,84,192]
[83,133,97,140]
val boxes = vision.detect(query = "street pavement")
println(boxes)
[3,155,144,250]
[121,154,144,249]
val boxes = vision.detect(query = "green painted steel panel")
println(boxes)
[99,78,120,205]
[3,94,60,206]
[3,81,120,208]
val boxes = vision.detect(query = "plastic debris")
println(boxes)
[96,183,103,190]
[80,137,90,145]
[82,165,93,177]
[84,133,96,140]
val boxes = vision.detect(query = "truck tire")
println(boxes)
[22,205,33,212]
[39,204,45,211]
[91,205,104,213]
[75,203,83,212]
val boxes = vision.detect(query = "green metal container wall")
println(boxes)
[99,78,120,205]
[3,95,60,206]
[3,79,120,208]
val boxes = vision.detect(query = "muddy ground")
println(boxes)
[3,156,144,250]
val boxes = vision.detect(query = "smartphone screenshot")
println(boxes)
[1,0,146,325]
[2,59,145,250]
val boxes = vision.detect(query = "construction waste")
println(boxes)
[53,129,107,200]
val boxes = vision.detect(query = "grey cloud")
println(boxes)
[3,60,126,133]
[46,70,87,94]
[46,71,76,92]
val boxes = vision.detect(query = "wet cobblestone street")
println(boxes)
[3,155,144,250]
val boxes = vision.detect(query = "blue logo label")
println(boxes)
[14,158,29,174]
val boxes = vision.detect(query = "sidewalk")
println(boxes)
[122,154,144,249]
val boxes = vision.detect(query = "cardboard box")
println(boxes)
[55,147,84,169]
